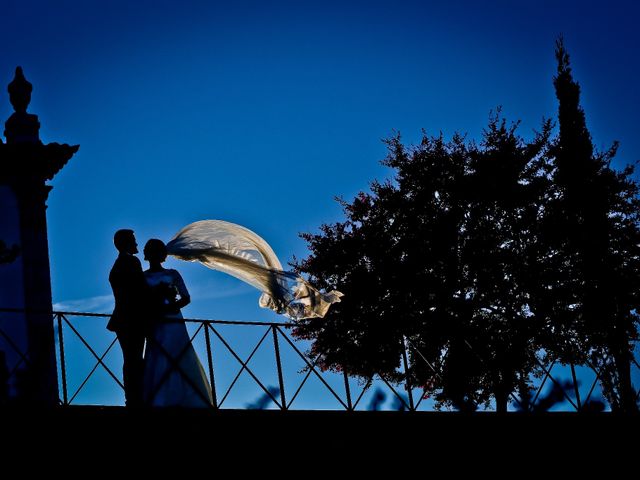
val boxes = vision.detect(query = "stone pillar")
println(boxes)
[0,67,78,405]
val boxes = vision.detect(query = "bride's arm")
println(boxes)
[172,270,191,310]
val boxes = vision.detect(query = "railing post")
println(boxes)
[56,314,68,406]
[570,363,581,411]
[272,325,287,410]
[343,369,353,411]
[401,336,415,411]
[204,324,218,408]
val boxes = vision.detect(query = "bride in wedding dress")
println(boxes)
[142,239,213,407]
[141,220,342,407]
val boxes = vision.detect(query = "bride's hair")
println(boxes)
[144,238,167,263]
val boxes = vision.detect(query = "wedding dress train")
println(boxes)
[142,268,212,407]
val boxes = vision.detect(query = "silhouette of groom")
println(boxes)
[107,229,148,407]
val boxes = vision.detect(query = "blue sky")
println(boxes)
[1,1,639,408]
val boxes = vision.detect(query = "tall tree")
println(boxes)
[294,115,550,411]
[293,133,472,404]
[381,132,476,410]
[461,113,551,411]
[540,38,640,411]
[294,41,639,412]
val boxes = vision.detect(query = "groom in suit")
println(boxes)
[108,229,148,407]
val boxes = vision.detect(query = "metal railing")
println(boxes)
[1,308,638,411]
[50,311,362,410]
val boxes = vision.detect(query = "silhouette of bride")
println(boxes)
[142,221,342,407]
[142,239,212,407]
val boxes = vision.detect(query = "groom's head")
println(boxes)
[114,229,138,254]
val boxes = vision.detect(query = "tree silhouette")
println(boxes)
[380,132,472,409]
[293,114,552,411]
[460,113,552,411]
[367,388,387,411]
[245,386,280,409]
[538,39,640,412]
[294,41,640,412]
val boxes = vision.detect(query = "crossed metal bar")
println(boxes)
[43,313,640,411]
[53,312,418,410]
[0,308,638,410]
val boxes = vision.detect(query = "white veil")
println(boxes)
[166,220,343,320]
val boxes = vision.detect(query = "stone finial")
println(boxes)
[8,66,33,114]
[4,66,40,143]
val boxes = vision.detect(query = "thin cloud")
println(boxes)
[52,283,251,314]
[53,294,114,313]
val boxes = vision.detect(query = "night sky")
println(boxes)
[2,1,639,323]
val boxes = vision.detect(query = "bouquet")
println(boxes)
[150,282,179,316]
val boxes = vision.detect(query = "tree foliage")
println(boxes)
[536,39,640,411]
[293,41,640,411]
[294,116,555,411]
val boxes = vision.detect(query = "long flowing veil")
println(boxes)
[165,220,343,320]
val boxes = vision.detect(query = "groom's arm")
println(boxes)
[120,255,149,315]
